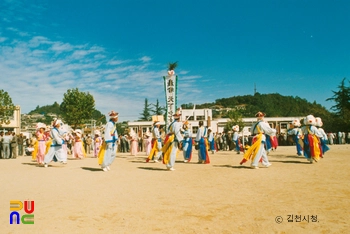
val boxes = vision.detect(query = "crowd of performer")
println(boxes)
[0,109,341,171]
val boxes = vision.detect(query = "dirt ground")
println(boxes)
[1,144,349,234]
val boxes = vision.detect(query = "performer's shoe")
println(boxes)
[61,161,67,164]
[44,164,48,168]
[251,166,259,169]
[145,158,150,163]
[184,160,188,163]
[168,168,175,171]
[106,166,110,171]
[264,163,272,168]
[102,167,108,172]
[154,160,159,163]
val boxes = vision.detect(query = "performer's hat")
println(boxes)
[108,110,119,119]
[315,117,323,127]
[304,115,316,126]
[173,107,182,119]
[36,122,46,130]
[291,119,301,127]
[74,129,82,137]
[173,113,181,119]
[255,111,266,118]
[94,130,101,136]
[145,132,151,137]
[153,121,160,126]
[52,118,63,127]
[232,125,239,132]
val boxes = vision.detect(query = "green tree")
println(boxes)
[92,109,107,125]
[139,98,152,121]
[152,99,165,116]
[116,121,129,135]
[0,89,15,125]
[225,110,244,133]
[326,78,350,130]
[60,88,95,129]
[326,78,350,118]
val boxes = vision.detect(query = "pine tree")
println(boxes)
[152,99,165,116]
[139,98,152,121]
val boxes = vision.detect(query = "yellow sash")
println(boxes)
[242,133,262,162]
[307,127,321,160]
[242,125,263,162]
[45,139,52,155]
[162,134,175,165]
[97,142,107,165]
[32,141,38,160]
[147,140,159,160]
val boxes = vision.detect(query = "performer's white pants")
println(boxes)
[44,145,66,163]
[251,135,270,167]
[166,141,179,169]
[101,143,116,168]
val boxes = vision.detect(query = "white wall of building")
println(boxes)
[128,109,304,138]
[0,105,21,134]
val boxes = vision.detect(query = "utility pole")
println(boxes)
[254,83,257,95]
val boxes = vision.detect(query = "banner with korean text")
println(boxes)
[163,75,178,133]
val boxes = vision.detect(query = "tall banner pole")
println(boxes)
[163,74,178,133]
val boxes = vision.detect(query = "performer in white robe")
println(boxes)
[240,112,275,169]
[182,122,193,162]
[98,111,119,172]
[162,113,183,171]
[207,127,216,154]
[146,121,163,162]
[287,119,303,156]
[195,120,210,164]
[232,125,242,154]
[44,119,66,167]
[301,115,323,163]
[315,117,330,156]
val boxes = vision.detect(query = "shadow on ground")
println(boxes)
[81,167,103,172]
[137,167,168,171]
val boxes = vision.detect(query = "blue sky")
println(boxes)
[0,0,349,121]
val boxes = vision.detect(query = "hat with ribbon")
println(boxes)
[109,111,119,119]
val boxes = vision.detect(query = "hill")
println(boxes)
[28,102,107,125]
[181,92,337,131]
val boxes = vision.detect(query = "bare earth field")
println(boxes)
[1,145,349,234]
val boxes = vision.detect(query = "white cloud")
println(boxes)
[139,56,151,63]
[108,59,130,65]
[0,32,179,121]
[0,37,7,42]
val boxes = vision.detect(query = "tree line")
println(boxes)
[180,78,350,132]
